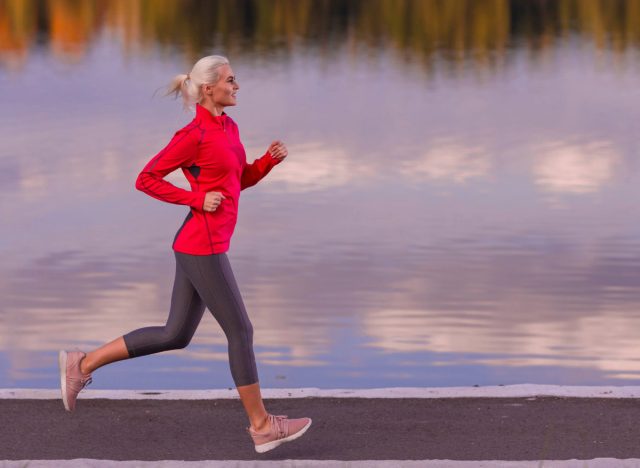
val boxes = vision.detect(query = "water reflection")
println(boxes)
[263,143,362,192]
[399,141,491,183]
[3,0,640,69]
[2,0,640,389]
[4,232,640,386]
[533,141,618,194]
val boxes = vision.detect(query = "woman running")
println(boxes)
[58,55,311,454]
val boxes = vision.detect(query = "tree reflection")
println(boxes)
[1,0,639,68]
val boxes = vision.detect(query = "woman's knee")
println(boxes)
[163,327,194,350]
[227,319,254,348]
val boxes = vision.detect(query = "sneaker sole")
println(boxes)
[254,418,312,453]
[58,350,71,412]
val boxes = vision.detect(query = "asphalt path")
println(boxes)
[3,396,640,461]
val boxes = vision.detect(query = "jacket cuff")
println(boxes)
[189,191,206,210]
[265,150,282,166]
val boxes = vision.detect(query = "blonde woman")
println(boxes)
[58,55,311,454]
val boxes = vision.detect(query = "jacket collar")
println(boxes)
[195,103,227,127]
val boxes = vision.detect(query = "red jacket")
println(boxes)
[136,104,281,255]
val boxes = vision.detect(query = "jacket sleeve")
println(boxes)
[135,126,206,210]
[241,151,281,190]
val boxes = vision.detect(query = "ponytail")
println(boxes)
[165,55,229,110]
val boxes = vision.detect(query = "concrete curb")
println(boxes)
[2,459,640,467]
[3,385,640,400]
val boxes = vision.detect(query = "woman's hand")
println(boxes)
[268,140,288,161]
[203,191,226,212]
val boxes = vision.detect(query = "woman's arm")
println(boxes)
[240,141,287,190]
[135,125,206,210]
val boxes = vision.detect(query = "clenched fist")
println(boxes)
[203,191,226,212]
[268,140,288,161]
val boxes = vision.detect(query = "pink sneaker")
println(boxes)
[248,414,312,453]
[58,349,93,412]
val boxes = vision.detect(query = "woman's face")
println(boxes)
[204,64,239,108]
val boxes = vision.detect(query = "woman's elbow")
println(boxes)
[240,180,256,191]
[135,172,147,192]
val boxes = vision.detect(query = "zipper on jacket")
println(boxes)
[222,119,242,167]
[222,120,230,143]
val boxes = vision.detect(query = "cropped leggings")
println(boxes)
[123,251,258,387]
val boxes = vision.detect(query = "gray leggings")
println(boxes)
[123,251,258,387]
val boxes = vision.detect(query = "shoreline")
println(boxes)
[3,384,640,399]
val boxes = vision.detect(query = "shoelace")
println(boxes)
[74,351,92,389]
[270,414,289,439]
[69,374,92,390]
[247,414,289,438]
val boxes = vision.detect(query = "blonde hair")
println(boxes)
[166,55,230,110]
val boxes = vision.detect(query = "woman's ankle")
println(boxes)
[79,356,91,375]
[251,413,270,432]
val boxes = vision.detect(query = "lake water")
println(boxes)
[2,0,640,389]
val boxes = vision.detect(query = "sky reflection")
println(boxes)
[2,1,640,389]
